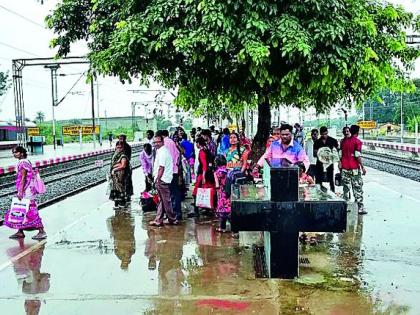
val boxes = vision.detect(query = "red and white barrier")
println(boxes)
[0,143,141,175]
[363,140,420,153]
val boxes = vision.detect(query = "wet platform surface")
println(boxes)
[0,167,420,314]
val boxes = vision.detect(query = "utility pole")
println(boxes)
[400,92,404,144]
[90,76,96,148]
[96,81,102,146]
[44,64,60,150]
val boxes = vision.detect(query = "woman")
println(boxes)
[4,146,46,240]
[139,143,154,192]
[110,141,131,207]
[188,137,215,217]
[225,132,249,172]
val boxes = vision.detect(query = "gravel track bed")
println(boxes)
[364,154,420,182]
[0,150,141,218]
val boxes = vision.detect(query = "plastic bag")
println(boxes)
[195,188,215,209]
[8,197,30,225]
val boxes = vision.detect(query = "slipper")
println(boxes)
[149,221,164,227]
[32,233,47,240]
[9,233,25,239]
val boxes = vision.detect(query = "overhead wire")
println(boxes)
[0,4,46,29]
[56,72,86,106]
[0,41,41,57]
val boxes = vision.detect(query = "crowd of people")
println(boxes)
[1,122,367,240]
[133,123,367,233]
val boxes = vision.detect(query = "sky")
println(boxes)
[0,0,419,124]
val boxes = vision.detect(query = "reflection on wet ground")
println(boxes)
[0,168,419,314]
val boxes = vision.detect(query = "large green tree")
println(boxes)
[47,0,419,157]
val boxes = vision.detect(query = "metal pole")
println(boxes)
[415,120,419,146]
[400,92,404,144]
[44,65,60,150]
[96,81,102,146]
[91,77,96,148]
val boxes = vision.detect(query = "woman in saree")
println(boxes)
[4,146,46,240]
[109,141,131,208]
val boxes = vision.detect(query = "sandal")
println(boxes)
[149,221,164,227]
[32,232,47,240]
[9,233,25,239]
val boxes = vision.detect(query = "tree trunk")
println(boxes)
[250,95,271,162]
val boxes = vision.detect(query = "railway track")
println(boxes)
[364,151,420,182]
[0,148,142,216]
[364,151,420,171]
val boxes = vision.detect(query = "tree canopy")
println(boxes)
[47,0,419,152]
[0,71,9,97]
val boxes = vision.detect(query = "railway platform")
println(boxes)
[0,167,419,314]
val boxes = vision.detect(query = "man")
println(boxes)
[217,128,230,155]
[145,130,154,145]
[257,124,309,170]
[294,123,305,146]
[157,130,182,220]
[149,135,178,226]
[108,132,113,147]
[340,125,367,215]
[314,126,339,192]
[304,129,318,178]
[118,134,132,161]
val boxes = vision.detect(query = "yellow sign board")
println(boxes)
[357,120,377,129]
[228,124,238,132]
[27,127,40,136]
[62,125,100,136]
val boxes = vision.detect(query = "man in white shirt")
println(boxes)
[149,135,178,226]
[304,129,319,178]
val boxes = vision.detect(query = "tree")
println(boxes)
[47,0,419,158]
[0,71,9,97]
[35,111,46,123]
[362,78,420,125]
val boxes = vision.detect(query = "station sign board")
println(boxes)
[62,125,100,136]
[357,120,377,129]
[27,127,40,136]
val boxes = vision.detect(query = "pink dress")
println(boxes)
[4,159,44,230]
[215,167,231,214]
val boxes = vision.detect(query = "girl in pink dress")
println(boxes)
[298,163,315,185]
[213,155,231,233]
[4,146,46,240]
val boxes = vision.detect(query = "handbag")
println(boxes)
[195,187,215,209]
[335,173,342,186]
[8,197,30,225]
[32,171,46,194]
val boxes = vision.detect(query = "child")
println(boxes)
[213,155,231,233]
[297,163,318,245]
[298,163,315,185]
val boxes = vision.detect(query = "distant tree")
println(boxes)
[156,115,172,130]
[35,111,46,123]
[183,118,193,131]
[0,71,10,97]
[47,0,420,159]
